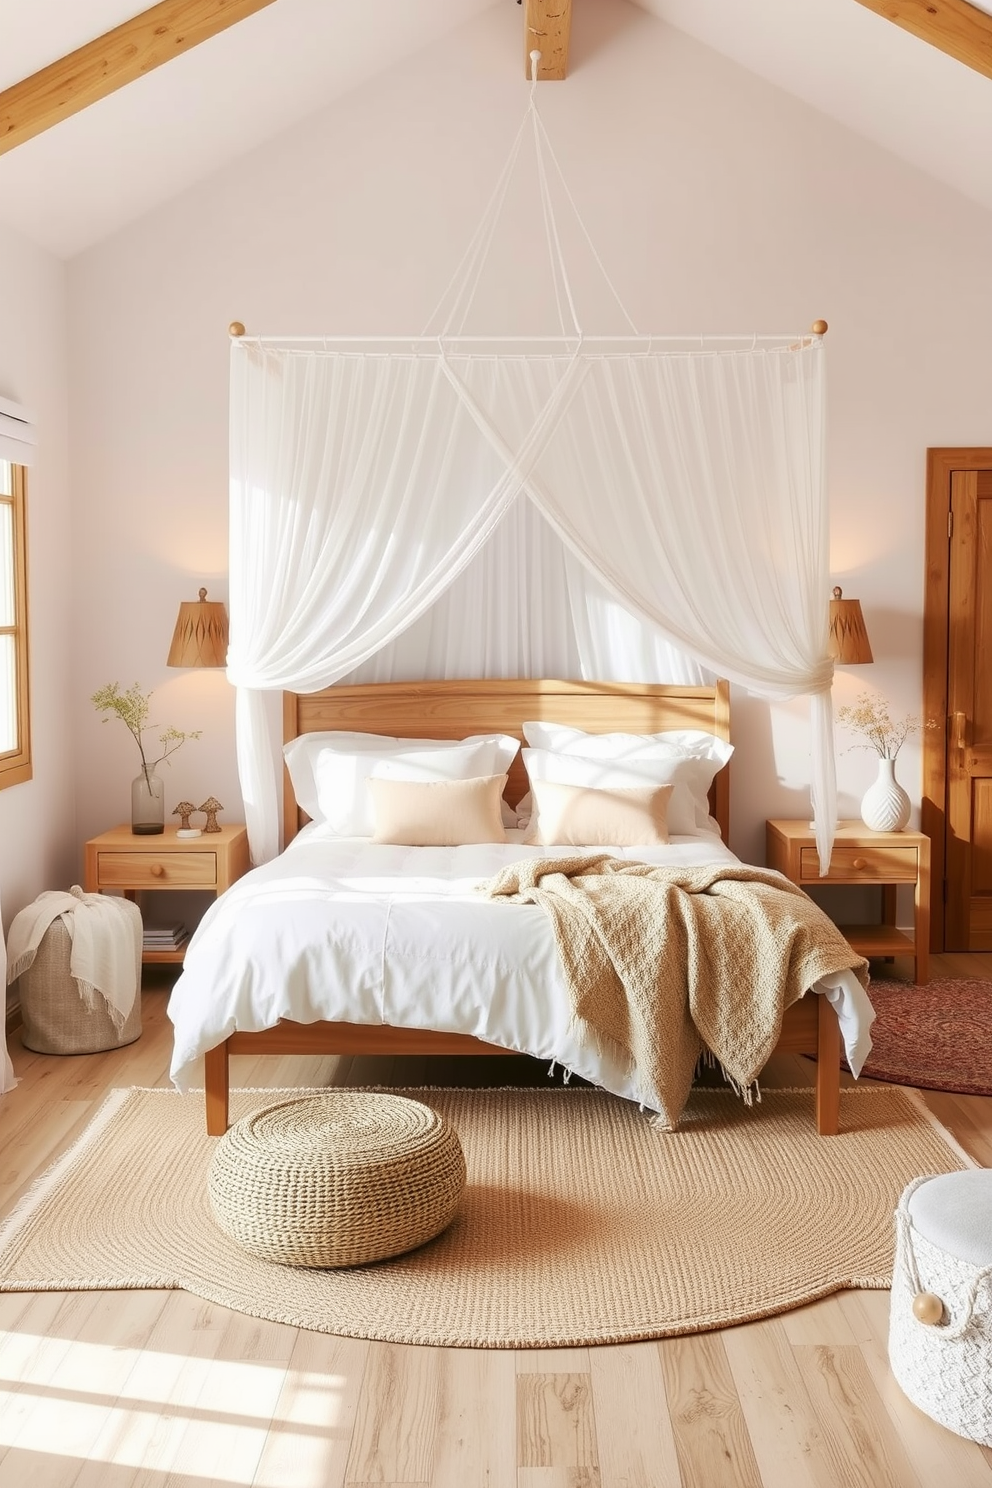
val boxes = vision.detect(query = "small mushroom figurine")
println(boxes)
[199,796,223,833]
[173,801,197,832]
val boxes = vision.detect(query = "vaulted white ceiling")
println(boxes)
[0,0,497,257]
[1,0,991,259]
[641,0,992,215]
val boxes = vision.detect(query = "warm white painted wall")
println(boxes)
[0,220,74,930]
[66,0,992,869]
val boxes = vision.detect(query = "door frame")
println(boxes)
[922,446,992,950]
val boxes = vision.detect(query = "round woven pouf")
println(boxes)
[207,1092,466,1268]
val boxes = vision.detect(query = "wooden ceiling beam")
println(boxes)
[853,0,992,84]
[524,0,571,80]
[0,0,279,157]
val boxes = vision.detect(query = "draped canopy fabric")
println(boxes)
[228,336,835,867]
[344,491,709,690]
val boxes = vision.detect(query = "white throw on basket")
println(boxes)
[7,888,142,1055]
[889,1171,992,1445]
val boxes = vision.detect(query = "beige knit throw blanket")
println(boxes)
[480,855,869,1129]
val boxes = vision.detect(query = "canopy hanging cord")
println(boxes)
[421,48,641,342]
[529,103,640,338]
[524,48,640,338]
[422,108,531,339]
[529,50,579,337]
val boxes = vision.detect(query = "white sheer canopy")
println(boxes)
[228,336,835,867]
[345,488,708,688]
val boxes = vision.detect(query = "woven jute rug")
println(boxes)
[0,1084,972,1348]
[855,979,992,1096]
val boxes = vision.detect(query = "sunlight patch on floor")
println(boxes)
[0,1334,352,1482]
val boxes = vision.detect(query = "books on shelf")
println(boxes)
[142,922,187,949]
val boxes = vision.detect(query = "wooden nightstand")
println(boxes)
[83,824,250,964]
[765,819,931,984]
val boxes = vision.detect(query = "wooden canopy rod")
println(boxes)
[0,0,279,156]
[853,0,992,85]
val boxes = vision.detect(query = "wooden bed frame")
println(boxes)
[203,678,841,1135]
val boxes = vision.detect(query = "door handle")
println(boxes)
[953,711,967,751]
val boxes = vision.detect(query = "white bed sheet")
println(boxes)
[168,826,874,1109]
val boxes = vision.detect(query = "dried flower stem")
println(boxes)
[91,682,201,785]
[835,691,933,760]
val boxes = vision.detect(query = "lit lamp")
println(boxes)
[167,587,229,668]
[828,586,873,665]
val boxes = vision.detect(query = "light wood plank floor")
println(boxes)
[0,955,990,1486]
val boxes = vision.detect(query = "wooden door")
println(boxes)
[945,470,992,947]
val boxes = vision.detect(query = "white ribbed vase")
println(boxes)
[860,756,911,832]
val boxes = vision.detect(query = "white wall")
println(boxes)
[0,219,74,925]
[66,0,992,867]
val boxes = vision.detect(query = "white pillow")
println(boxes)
[523,721,732,766]
[284,730,519,824]
[522,747,724,838]
[313,740,495,836]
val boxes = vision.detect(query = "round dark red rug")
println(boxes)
[855,979,992,1096]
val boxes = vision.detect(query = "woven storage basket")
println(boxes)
[207,1091,466,1268]
[889,1173,992,1445]
[18,911,142,1056]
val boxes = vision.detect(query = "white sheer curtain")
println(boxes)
[527,348,835,851]
[229,337,833,866]
[345,494,707,687]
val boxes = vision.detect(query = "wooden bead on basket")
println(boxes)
[912,1290,945,1326]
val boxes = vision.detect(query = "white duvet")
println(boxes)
[168,825,875,1110]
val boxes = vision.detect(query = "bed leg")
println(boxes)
[204,1039,231,1136]
[815,994,841,1136]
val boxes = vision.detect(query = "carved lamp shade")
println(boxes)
[167,587,229,668]
[828,586,873,665]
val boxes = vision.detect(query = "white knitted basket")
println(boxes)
[889,1175,992,1445]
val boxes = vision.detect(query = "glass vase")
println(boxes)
[131,768,165,835]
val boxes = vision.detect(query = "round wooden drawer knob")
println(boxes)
[852,857,868,870]
[912,1291,944,1325]
[149,863,165,878]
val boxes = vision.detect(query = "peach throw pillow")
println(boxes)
[525,779,673,847]
[369,774,508,846]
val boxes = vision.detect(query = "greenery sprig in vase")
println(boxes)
[91,682,201,835]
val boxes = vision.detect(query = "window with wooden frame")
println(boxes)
[0,458,30,789]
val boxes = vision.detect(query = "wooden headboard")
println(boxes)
[283,678,731,844]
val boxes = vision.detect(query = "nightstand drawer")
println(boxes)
[799,845,918,883]
[84,825,249,966]
[95,851,218,888]
[766,818,929,983]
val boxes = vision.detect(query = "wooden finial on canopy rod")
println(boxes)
[811,319,828,336]
[229,321,246,337]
